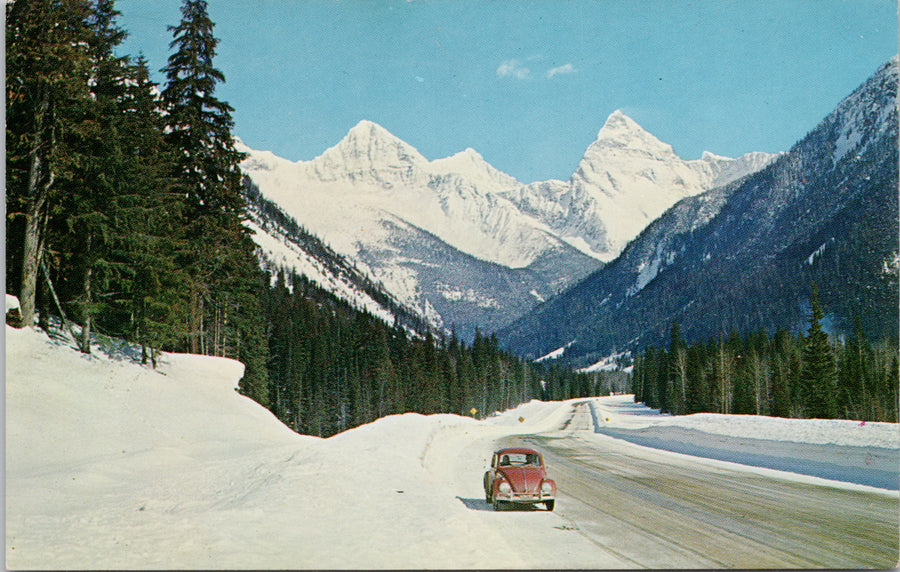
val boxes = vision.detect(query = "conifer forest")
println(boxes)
[633,292,899,423]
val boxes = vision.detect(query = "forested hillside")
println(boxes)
[498,57,899,370]
[5,0,604,437]
[634,295,898,423]
[260,268,611,436]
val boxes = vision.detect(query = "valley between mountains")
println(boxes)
[8,4,898,570]
[241,57,898,366]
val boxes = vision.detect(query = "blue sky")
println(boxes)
[118,0,897,183]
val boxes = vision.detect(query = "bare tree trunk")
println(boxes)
[19,97,52,328]
[675,348,688,414]
[79,232,93,354]
[189,289,201,354]
[20,197,45,328]
[717,339,732,414]
[199,294,206,355]
[40,255,78,343]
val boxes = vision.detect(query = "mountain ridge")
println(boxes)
[501,111,781,261]
[239,112,779,339]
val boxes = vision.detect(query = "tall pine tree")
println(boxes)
[63,0,129,352]
[161,0,268,405]
[111,55,188,362]
[6,0,96,328]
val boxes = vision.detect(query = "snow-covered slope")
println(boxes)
[247,219,398,325]
[830,55,899,164]
[239,115,776,337]
[243,181,431,335]
[3,325,610,569]
[7,324,897,568]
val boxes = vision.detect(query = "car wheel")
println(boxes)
[493,499,503,511]
[544,500,555,511]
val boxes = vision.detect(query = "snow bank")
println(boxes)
[593,394,899,449]
[7,327,298,474]
[590,395,900,491]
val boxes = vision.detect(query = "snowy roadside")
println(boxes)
[5,325,619,569]
[588,395,900,492]
[7,322,898,569]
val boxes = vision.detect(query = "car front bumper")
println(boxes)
[494,492,554,503]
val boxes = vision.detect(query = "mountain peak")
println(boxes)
[601,109,633,129]
[440,147,486,164]
[343,119,406,147]
[700,150,729,162]
[591,110,674,157]
[311,120,428,184]
[597,110,647,137]
[460,147,483,160]
[431,147,521,188]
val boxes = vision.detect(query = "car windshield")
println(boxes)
[499,452,540,466]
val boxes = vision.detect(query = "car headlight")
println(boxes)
[541,481,552,493]
[499,481,512,493]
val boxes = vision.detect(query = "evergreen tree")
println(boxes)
[666,321,687,414]
[838,315,873,419]
[769,327,795,418]
[113,56,188,362]
[799,286,838,418]
[685,341,711,413]
[6,0,96,328]
[161,0,248,349]
[62,0,130,352]
[161,0,269,403]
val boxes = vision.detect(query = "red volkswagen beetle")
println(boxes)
[484,447,556,511]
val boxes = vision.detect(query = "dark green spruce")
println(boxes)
[6,0,96,330]
[799,286,839,418]
[160,0,269,404]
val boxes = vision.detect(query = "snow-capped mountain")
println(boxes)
[239,113,777,339]
[501,111,781,261]
[240,120,573,270]
[498,57,899,364]
[239,123,600,338]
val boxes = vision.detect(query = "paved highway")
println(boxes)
[500,404,899,568]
